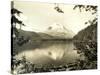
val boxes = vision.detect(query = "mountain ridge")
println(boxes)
[73,23,97,42]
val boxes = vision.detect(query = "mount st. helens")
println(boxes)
[41,23,75,39]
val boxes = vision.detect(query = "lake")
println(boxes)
[15,40,85,66]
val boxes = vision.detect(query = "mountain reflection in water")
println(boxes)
[15,41,83,65]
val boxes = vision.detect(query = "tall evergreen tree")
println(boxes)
[11,8,25,38]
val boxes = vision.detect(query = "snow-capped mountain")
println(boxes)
[45,23,75,39]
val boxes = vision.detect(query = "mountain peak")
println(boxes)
[45,23,75,39]
[48,23,65,31]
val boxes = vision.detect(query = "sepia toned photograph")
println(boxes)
[11,1,97,74]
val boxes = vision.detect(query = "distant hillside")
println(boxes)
[73,23,97,42]
[38,32,53,39]
[17,29,41,41]
[12,29,42,54]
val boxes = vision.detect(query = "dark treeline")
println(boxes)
[73,23,97,42]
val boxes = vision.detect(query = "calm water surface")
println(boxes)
[15,41,84,65]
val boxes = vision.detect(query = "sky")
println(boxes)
[13,1,96,34]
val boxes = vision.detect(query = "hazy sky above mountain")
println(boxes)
[14,1,96,34]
